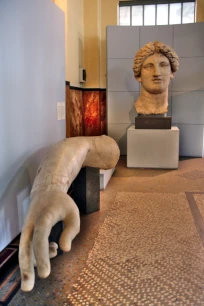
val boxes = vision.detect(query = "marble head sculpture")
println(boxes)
[133,41,179,115]
[19,135,120,291]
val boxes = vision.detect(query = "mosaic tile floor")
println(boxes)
[6,156,204,305]
[67,192,204,305]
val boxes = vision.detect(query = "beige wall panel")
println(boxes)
[196,0,204,22]
[100,0,118,88]
[83,0,99,88]
[67,0,84,85]
[53,0,84,85]
[54,0,66,12]
[52,0,67,83]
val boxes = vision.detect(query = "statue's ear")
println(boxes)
[136,76,142,83]
[170,72,175,80]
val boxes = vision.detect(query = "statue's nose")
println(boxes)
[153,64,161,76]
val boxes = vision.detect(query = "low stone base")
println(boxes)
[71,167,100,214]
[135,116,172,129]
[127,125,179,169]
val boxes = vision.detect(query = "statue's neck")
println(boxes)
[135,87,169,115]
[140,87,168,103]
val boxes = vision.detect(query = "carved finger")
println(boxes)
[33,223,51,278]
[59,204,80,252]
[32,242,58,267]
[33,193,80,278]
[49,242,58,258]
[19,226,35,292]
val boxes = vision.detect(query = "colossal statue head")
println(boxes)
[133,41,179,115]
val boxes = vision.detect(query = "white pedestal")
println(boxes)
[127,126,179,169]
[100,168,115,190]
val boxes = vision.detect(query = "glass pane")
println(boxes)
[182,2,195,24]
[157,4,168,25]
[119,6,130,26]
[144,5,156,26]
[169,3,181,24]
[132,5,143,26]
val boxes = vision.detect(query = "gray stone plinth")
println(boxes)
[127,125,179,169]
[72,167,100,214]
[135,116,172,129]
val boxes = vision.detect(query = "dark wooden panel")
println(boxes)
[83,91,101,136]
[69,89,84,137]
[99,90,107,135]
[66,84,71,137]
[65,84,107,137]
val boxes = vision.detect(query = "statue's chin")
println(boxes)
[145,88,166,95]
[142,84,168,95]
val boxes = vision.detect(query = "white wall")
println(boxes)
[107,24,204,156]
[0,0,65,251]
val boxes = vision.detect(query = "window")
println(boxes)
[119,0,195,26]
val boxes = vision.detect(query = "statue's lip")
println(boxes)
[152,78,162,82]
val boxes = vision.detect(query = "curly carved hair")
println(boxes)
[133,41,179,78]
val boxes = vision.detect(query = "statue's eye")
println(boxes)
[143,64,153,69]
[160,62,169,67]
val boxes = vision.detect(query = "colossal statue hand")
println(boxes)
[19,135,120,291]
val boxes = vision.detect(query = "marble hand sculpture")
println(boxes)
[19,135,120,292]
[133,41,179,115]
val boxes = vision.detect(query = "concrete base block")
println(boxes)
[127,125,179,169]
[71,167,100,214]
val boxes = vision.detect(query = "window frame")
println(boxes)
[119,0,195,6]
[119,0,195,26]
